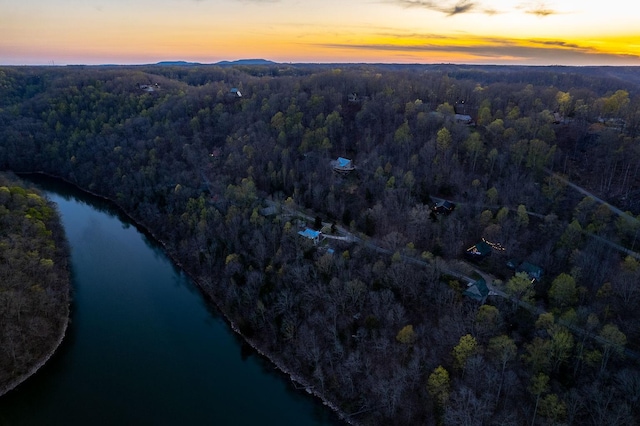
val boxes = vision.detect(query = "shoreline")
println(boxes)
[0,311,69,398]
[0,176,71,398]
[134,201,357,426]
[14,171,355,425]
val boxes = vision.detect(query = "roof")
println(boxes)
[466,241,492,257]
[333,157,355,174]
[464,278,489,302]
[298,228,321,240]
[259,205,278,216]
[431,200,456,217]
[337,157,352,168]
[517,262,543,280]
[436,200,454,208]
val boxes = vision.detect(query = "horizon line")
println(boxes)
[2,59,640,68]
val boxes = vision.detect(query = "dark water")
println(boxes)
[0,177,340,426]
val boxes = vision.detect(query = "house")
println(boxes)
[224,88,242,102]
[137,83,158,92]
[464,278,489,303]
[259,205,278,217]
[332,157,355,174]
[347,92,369,103]
[507,259,544,281]
[465,240,492,261]
[454,100,476,125]
[432,200,456,215]
[553,112,563,124]
[298,228,322,244]
[517,262,544,281]
[455,114,474,125]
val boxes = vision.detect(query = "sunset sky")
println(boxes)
[1,0,639,66]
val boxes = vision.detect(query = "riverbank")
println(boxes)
[139,209,356,426]
[224,311,355,426]
[0,314,69,398]
[0,174,71,398]
[17,172,351,425]
[127,206,355,425]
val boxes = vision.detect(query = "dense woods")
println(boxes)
[0,173,69,395]
[1,63,639,424]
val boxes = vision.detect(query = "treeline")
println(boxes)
[0,173,70,395]
[0,64,639,424]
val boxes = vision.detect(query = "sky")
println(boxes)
[1,0,639,66]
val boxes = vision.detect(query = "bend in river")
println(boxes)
[0,177,340,426]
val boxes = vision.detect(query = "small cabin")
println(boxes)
[298,228,322,244]
[225,88,242,102]
[259,205,278,217]
[432,200,456,215]
[507,259,544,281]
[465,240,492,261]
[454,114,474,125]
[454,100,475,124]
[517,262,543,281]
[464,278,489,303]
[347,92,368,104]
[553,112,563,124]
[332,157,355,174]
[137,83,159,92]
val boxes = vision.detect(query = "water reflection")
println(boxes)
[0,174,341,426]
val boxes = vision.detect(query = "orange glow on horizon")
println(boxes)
[2,0,639,66]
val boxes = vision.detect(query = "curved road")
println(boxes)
[546,169,639,225]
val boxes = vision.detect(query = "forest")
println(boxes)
[0,63,639,425]
[0,173,70,395]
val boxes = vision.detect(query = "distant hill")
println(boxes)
[215,59,277,66]
[156,61,203,66]
[155,59,277,67]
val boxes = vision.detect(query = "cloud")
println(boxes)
[482,7,500,16]
[392,0,481,16]
[534,40,584,49]
[393,0,438,9]
[316,35,640,65]
[526,7,557,16]
[448,0,475,16]
[391,0,566,17]
[518,1,561,17]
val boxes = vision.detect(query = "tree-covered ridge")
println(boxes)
[0,64,639,424]
[0,174,70,395]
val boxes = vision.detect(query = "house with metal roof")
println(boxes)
[332,157,355,174]
[298,228,322,244]
[507,259,544,281]
[465,240,492,261]
[464,278,489,303]
[455,113,474,125]
[432,200,456,215]
[517,262,543,281]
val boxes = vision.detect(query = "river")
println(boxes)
[0,177,341,426]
